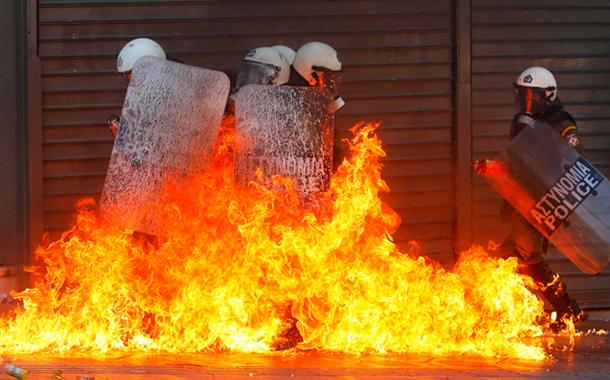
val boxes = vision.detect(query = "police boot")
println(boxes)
[524,261,585,329]
[544,283,585,332]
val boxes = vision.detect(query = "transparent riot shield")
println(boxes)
[477,121,610,274]
[233,85,334,205]
[100,56,230,234]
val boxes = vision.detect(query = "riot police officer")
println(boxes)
[500,66,584,330]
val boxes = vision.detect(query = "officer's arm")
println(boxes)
[559,120,584,153]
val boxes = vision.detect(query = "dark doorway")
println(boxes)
[0,0,28,265]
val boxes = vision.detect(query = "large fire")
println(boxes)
[0,122,549,359]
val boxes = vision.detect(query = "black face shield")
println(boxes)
[235,61,281,91]
[514,83,554,115]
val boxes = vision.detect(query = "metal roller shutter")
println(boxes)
[38,0,456,265]
[471,0,610,308]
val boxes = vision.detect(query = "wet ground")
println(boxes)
[4,316,609,380]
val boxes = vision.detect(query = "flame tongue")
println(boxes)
[0,122,545,359]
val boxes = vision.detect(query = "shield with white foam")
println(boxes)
[233,85,334,205]
[100,56,230,234]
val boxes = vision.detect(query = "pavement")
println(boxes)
[2,318,609,379]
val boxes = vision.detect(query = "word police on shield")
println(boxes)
[529,158,603,235]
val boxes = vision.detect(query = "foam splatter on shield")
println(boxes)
[100,56,230,234]
[477,121,610,274]
[233,85,334,205]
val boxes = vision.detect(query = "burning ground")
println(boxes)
[0,122,548,359]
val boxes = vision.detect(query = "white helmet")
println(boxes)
[271,45,296,65]
[235,47,290,90]
[514,66,558,114]
[117,38,166,73]
[293,42,342,86]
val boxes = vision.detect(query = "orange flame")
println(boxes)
[0,122,547,359]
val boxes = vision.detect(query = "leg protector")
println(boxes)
[521,260,583,320]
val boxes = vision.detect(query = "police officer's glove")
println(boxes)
[500,199,514,223]
[515,113,536,129]
[328,96,345,113]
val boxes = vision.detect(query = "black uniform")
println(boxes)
[499,98,583,323]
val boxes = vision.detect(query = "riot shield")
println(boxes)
[100,56,230,234]
[233,85,334,205]
[477,121,610,274]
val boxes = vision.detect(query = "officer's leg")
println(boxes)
[519,254,583,321]
[506,214,583,322]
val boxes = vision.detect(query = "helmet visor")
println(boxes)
[514,84,548,115]
[235,61,280,90]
